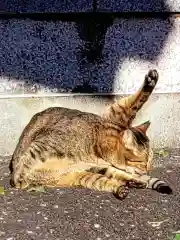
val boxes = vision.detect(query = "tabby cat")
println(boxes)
[9,69,172,199]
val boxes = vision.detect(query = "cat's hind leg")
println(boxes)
[25,169,129,200]
[103,69,159,127]
[57,171,129,199]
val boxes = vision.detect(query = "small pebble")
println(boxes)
[53,205,58,209]
[0,231,5,236]
[40,203,47,207]
[94,224,100,228]
[105,233,110,237]
[26,230,34,235]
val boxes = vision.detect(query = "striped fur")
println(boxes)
[9,69,172,199]
[103,69,159,127]
[88,166,172,195]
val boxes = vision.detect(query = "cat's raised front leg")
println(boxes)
[30,170,129,200]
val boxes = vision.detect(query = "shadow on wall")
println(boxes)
[0,0,174,94]
[0,0,173,12]
[0,0,93,12]
[96,0,174,12]
[74,15,174,93]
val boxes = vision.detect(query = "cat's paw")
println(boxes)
[113,186,129,200]
[127,180,146,189]
[144,69,159,90]
[156,184,173,194]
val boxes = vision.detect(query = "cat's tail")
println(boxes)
[139,175,173,194]
[147,177,173,194]
[88,167,173,195]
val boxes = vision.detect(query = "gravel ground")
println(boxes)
[0,150,179,240]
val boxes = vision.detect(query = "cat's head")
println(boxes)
[122,121,153,175]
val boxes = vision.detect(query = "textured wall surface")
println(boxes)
[0,96,106,155]
[0,94,180,155]
[0,17,179,94]
[0,20,83,94]
[97,0,179,12]
[0,0,93,12]
[0,0,178,12]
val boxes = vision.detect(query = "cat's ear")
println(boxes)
[122,121,151,149]
[133,121,151,134]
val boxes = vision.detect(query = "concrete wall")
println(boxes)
[0,94,180,156]
[0,17,179,94]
